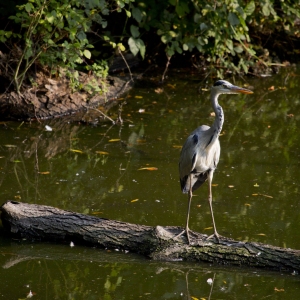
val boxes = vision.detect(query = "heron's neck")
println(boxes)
[211,92,224,137]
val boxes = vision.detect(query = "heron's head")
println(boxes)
[212,80,253,95]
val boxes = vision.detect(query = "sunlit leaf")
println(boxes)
[91,211,103,215]
[83,49,91,59]
[228,185,234,188]
[244,203,251,206]
[96,151,109,155]
[256,233,266,236]
[70,149,84,154]
[108,139,120,142]
[135,95,143,99]
[254,183,259,187]
[38,171,50,175]
[4,144,17,148]
[274,287,285,292]
[173,145,182,149]
[131,199,139,202]
[268,85,275,90]
[12,160,21,163]
[191,297,199,300]
[138,167,158,171]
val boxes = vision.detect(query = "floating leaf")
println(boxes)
[228,185,234,188]
[91,211,103,215]
[259,193,273,198]
[173,145,182,149]
[70,149,84,154]
[204,226,213,231]
[38,171,50,175]
[256,233,266,236]
[254,183,259,187]
[167,84,176,89]
[138,167,158,171]
[245,203,251,206]
[96,151,109,155]
[108,139,120,142]
[131,199,139,202]
[5,145,17,148]
[274,287,285,292]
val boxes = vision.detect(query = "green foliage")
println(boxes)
[0,0,114,93]
[1,0,300,93]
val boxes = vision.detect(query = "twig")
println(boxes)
[90,107,115,124]
[162,55,171,82]
[118,48,134,82]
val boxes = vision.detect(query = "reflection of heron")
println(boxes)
[177,80,253,244]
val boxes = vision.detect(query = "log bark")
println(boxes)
[1,200,300,274]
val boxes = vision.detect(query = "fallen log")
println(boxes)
[1,200,299,274]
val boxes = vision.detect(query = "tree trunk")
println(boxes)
[1,201,299,274]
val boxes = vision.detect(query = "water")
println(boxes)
[1,67,300,298]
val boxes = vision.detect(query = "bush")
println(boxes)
[0,0,300,93]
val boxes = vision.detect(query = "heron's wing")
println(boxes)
[179,125,220,193]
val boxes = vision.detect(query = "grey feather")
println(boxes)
[179,125,220,193]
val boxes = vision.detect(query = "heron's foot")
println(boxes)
[206,232,220,243]
[173,228,191,245]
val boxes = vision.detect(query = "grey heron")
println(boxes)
[177,80,253,244]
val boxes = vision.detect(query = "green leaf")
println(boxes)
[128,37,139,56]
[200,23,208,31]
[234,45,243,53]
[262,4,270,16]
[83,49,91,59]
[132,7,143,22]
[46,14,55,24]
[127,37,146,58]
[228,12,240,26]
[130,25,140,38]
[244,1,255,16]
[175,1,189,17]
[225,39,233,51]
[125,9,131,18]
[25,3,33,13]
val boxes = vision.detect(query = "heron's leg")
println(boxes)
[174,175,193,244]
[184,189,193,244]
[206,171,220,243]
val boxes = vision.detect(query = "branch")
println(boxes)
[1,201,299,274]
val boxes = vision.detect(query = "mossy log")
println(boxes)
[1,201,300,274]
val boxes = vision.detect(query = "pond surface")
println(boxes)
[1,67,300,299]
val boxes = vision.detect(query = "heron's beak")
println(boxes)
[231,85,253,94]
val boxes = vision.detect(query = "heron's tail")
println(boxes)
[180,172,208,193]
